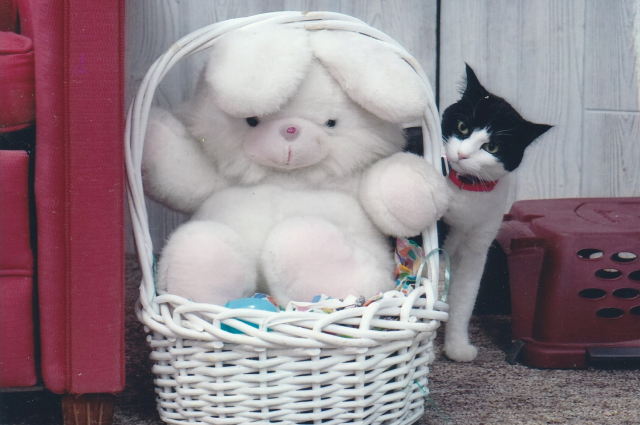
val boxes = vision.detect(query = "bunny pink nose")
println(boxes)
[280,125,299,141]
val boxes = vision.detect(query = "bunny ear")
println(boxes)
[310,30,428,123]
[205,24,313,117]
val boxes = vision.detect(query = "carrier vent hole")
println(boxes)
[595,268,622,280]
[629,271,640,282]
[613,288,640,299]
[579,289,606,299]
[630,306,640,316]
[611,252,637,263]
[577,249,603,260]
[596,308,623,319]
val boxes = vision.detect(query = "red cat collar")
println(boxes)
[448,167,499,192]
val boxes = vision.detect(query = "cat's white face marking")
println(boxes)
[445,128,509,181]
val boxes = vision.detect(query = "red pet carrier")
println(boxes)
[497,198,640,368]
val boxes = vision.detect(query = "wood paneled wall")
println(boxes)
[125,0,640,253]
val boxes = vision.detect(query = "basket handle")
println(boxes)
[417,248,450,303]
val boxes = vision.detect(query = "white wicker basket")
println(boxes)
[126,11,449,425]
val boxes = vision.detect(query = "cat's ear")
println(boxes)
[521,122,553,146]
[463,64,489,99]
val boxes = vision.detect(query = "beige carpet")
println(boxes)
[421,315,640,425]
[114,257,640,425]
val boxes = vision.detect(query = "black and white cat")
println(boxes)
[441,65,551,362]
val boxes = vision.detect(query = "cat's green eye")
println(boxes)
[482,142,499,154]
[457,120,469,135]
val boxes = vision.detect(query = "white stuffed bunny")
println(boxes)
[142,24,450,306]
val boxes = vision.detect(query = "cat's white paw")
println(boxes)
[444,341,478,362]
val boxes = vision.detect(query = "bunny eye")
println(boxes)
[457,120,469,135]
[326,119,336,128]
[246,117,260,127]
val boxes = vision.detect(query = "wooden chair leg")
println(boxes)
[61,393,115,425]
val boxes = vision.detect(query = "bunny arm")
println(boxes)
[142,107,228,214]
[359,152,451,237]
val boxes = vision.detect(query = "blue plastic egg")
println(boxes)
[225,298,279,311]
[222,297,278,334]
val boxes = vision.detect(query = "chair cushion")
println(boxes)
[0,150,36,388]
[0,31,35,133]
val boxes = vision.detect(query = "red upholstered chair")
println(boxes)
[0,1,125,423]
[0,0,37,390]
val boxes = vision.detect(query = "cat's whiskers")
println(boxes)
[493,123,523,137]
[493,131,511,137]
[471,170,490,188]
[475,167,495,183]
[453,112,469,121]
[460,162,496,187]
